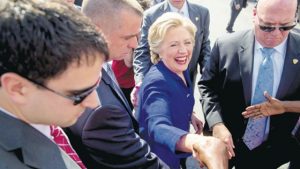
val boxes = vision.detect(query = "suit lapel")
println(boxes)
[101,69,132,113]
[0,111,67,169]
[101,69,139,131]
[160,1,170,13]
[188,2,200,28]
[59,148,81,169]
[276,32,300,99]
[239,30,255,106]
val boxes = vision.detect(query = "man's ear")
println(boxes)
[0,73,30,104]
[253,7,257,17]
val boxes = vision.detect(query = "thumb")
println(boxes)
[264,91,272,102]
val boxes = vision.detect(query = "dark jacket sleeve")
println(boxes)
[66,105,169,169]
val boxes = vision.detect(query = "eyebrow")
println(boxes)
[122,31,141,39]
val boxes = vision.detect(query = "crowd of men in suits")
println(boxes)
[0,0,299,169]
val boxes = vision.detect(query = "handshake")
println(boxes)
[192,136,229,169]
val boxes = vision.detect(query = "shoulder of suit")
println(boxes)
[214,29,253,48]
[289,30,300,41]
[188,1,209,12]
[144,2,165,14]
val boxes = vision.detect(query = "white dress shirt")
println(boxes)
[168,1,190,19]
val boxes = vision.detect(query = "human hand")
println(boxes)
[212,123,235,159]
[242,91,285,119]
[191,112,203,134]
[235,4,241,10]
[130,82,142,107]
[192,136,228,169]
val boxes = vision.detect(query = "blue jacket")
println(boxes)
[135,61,194,169]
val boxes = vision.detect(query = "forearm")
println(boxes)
[176,134,199,153]
[283,101,300,113]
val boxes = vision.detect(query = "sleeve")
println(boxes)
[198,8,211,73]
[141,80,188,153]
[198,39,224,129]
[81,105,169,169]
[133,13,153,84]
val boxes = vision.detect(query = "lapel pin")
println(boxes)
[293,58,298,64]
[195,17,199,21]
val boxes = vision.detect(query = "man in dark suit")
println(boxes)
[199,0,300,168]
[0,0,108,168]
[65,1,169,168]
[226,0,247,33]
[132,0,211,98]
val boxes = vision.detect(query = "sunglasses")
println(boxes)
[26,76,100,105]
[259,24,296,32]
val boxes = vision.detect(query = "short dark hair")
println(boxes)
[82,0,143,27]
[0,0,109,85]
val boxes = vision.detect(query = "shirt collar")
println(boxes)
[0,106,51,139]
[168,1,189,17]
[255,37,288,55]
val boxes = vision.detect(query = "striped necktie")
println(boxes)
[50,125,86,169]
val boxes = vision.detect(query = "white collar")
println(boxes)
[0,106,51,139]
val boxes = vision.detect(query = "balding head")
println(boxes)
[253,0,297,47]
[256,0,297,17]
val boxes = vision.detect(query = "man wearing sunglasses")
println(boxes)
[0,0,108,168]
[199,0,300,168]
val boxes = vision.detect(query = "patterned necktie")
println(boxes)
[50,125,86,169]
[243,47,275,150]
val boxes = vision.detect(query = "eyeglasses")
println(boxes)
[259,24,296,32]
[26,76,100,105]
[0,65,100,105]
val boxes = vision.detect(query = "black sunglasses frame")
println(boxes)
[26,76,100,105]
[259,24,297,32]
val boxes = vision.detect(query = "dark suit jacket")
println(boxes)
[133,0,211,85]
[199,30,300,168]
[66,69,169,169]
[231,0,247,8]
[0,111,69,169]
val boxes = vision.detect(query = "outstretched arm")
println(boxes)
[242,91,300,119]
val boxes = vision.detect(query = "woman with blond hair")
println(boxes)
[135,12,228,169]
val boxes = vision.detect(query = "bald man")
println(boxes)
[199,0,300,168]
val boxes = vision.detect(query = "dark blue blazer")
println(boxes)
[135,61,194,169]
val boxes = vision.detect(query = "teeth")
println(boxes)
[176,57,186,61]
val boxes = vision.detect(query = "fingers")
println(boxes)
[224,138,235,159]
[130,85,140,107]
[192,120,199,133]
[264,91,272,102]
[192,144,206,168]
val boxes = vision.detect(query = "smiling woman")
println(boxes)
[135,12,228,169]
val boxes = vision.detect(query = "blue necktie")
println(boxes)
[243,47,275,150]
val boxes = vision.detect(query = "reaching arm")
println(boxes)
[242,91,300,119]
